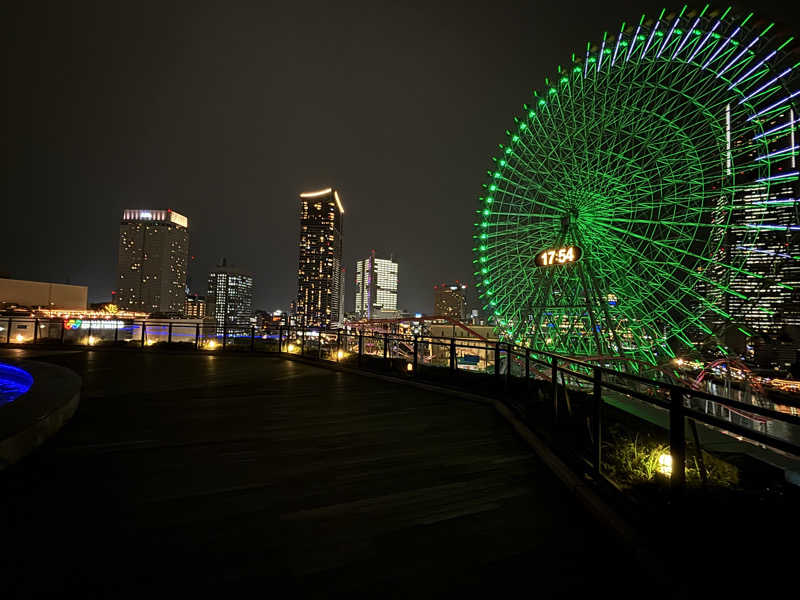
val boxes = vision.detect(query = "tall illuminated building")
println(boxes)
[706,106,800,337]
[355,252,398,318]
[116,209,189,313]
[434,282,467,320]
[207,259,254,334]
[296,187,345,327]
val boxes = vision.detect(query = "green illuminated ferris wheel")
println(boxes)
[475,6,800,364]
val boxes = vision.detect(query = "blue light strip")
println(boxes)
[753,117,799,140]
[728,50,777,90]
[748,89,800,121]
[717,35,760,79]
[739,68,793,105]
[687,19,720,63]
[626,24,642,62]
[755,171,799,182]
[756,145,799,161]
[657,16,681,59]
[611,25,624,68]
[672,17,700,59]
[735,245,792,259]
[597,36,606,73]
[703,26,740,69]
[750,198,799,205]
[745,224,800,230]
[640,18,660,60]
[584,44,590,77]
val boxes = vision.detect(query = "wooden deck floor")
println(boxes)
[1,350,657,598]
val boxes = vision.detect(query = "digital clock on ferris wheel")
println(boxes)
[535,245,582,267]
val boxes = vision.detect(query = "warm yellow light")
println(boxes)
[674,358,684,366]
[15,334,24,343]
[145,339,155,346]
[406,363,413,372]
[657,453,673,476]
[207,340,217,350]
[334,190,344,214]
[300,187,333,198]
[288,343,296,353]
[88,336,96,346]
[337,350,344,360]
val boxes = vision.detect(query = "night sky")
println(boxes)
[5,1,800,313]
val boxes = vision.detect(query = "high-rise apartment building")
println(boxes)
[434,282,467,320]
[354,251,398,319]
[207,259,254,334]
[116,209,189,313]
[296,187,345,327]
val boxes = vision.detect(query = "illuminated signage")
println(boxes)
[64,319,124,330]
[535,245,582,267]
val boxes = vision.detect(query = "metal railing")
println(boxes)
[4,316,799,490]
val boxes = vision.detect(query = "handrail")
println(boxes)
[3,317,799,485]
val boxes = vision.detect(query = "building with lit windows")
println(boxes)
[705,106,800,338]
[354,252,398,319]
[434,283,468,320]
[184,294,207,318]
[295,187,345,328]
[115,209,189,314]
[207,259,254,334]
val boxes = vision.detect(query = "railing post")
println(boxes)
[195,323,200,350]
[504,343,511,390]
[318,332,323,360]
[6,318,11,344]
[552,356,558,421]
[168,322,173,344]
[33,318,39,344]
[494,341,501,381]
[670,387,686,491]
[358,331,363,367]
[301,329,305,355]
[87,321,92,346]
[278,326,283,353]
[336,330,341,360]
[61,321,66,344]
[593,367,603,476]
[449,337,456,373]
[525,349,530,382]
[223,325,228,349]
[141,320,146,349]
[251,326,256,352]
[114,321,119,344]
[413,335,418,375]
[384,332,389,365]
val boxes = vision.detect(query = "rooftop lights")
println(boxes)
[300,188,333,198]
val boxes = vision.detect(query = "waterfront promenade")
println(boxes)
[0,349,656,597]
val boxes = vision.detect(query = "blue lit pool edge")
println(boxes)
[0,363,35,405]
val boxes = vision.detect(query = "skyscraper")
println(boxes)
[434,283,467,320]
[207,259,254,334]
[116,209,189,313]
[354,251,398,319]
[296,187,345,327]
[706,106,800,338]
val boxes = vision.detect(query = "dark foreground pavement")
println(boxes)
[0,350,664,598]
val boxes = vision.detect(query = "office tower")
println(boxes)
[116,209,189,313]
[354,251,399,319]
[207,259,254,334]
[434,282,468,320]
[706,106,800,337]
[184,294,207,318]
[296,187,345,327]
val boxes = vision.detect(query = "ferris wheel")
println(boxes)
[474,6,800,364]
